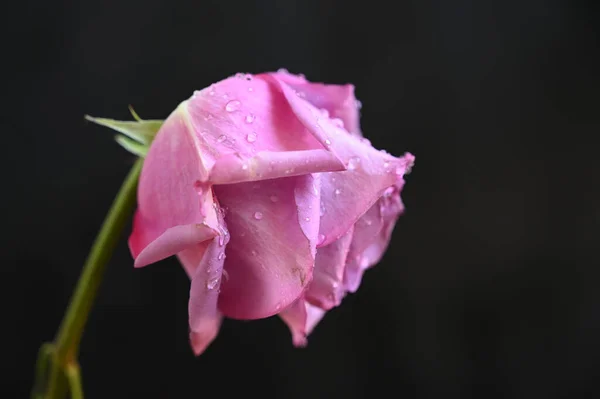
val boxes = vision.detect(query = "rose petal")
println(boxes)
[305,225,354,310]
[181,75,344,184]
[271,71,363,136]
[129,111,224,268]
[344,185,406,293]
[215,174,319,319]
[279,297,326,347]
[185,233,229,356]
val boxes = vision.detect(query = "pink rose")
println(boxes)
[129,71,414,354]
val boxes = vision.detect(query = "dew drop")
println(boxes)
[361,137,371,146]
[347,156,360,170]
[225,100,241,112]
[244,74,253,81]
[251,250,257,256]
[277,68,289,73]
[254,211,263,220]
[193,180,203,194]
[332,118,344,128]
[325,139,332,146]
[365,219,373,226]
[395,165,403,175]
[383,160,390,169]
[270,195,279,203]
[304,217,310,222]
[317,233,326,245]
[320,108,330,118]
[246,132,257,142]
[209,90,215,96]
[296,91,306,98]
[383,187,394,197]
[218,252,225,260]
[248,87,254,92]
[235,72,244,79]
[206,277,219,290]
[245,114,255,124]
[217,135,227,143]
[222,269,229,281]
[320,203,326,216]
[334,188,341,195]
[242,164,248,170]
[355,99,363,109]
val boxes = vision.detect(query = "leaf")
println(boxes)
[84,115,163,145]
[115,135,149,157]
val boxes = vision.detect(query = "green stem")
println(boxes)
[32,158,143,399]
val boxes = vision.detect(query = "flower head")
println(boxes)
[128,71,414,354]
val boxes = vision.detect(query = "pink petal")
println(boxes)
[215,174,320,320]
[129,112,225,268]
[269,70,363,136]
[183,233,229,356]
[305,226,354,310]
[344,185,406,293]
[273,73,415,247]
[182,74,344,184]
[279,297,326,347]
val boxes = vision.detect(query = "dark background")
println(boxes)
[3,0,600,398]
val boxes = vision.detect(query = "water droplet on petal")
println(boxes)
[242,164,248,170]
[254,211,263,220]
[320,108,330,118]
[251,250,257,256]
[217,135,227,143]
[355,99,362,109]
[332,118,344,128]
[304,217,310,222]
[245,74,253,81]
[365,219,373,226]
[320,203,326,216]
[209,90,215,96]
[347,156,360,170]
[274,302,282,311]
[383,160,390,169]
[245,114,255,124]
[235,72,244,79]
[383,187,394,197]
[334,188,341,195]
[246,132,257,142]
[296,91,306,98]
[206,276,219,290]
[225,100,241,112]
[277,68,289,73]
[270,195,279,203]
[193,180,203,194]
[317,234,326,245]
[361,137,371,146]
[222,269,229,281]
[325,139,331,146]
[248,87,253,92]
[218,252,225,260]
[395,165,403,175]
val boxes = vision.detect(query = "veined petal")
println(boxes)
[272,73,414,246]
[279,297,326,347]
[181,75,344,185]
[185,234,229,356]
[305,225,354,310]
[269,71,363,136]
[215,174,319,319]
[344,185,406,293]
[128,110,223,267]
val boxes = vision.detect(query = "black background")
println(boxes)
[3,0,600,398]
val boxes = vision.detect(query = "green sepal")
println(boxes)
[85,106,164,157]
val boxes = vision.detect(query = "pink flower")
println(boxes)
[129,70,414,354]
